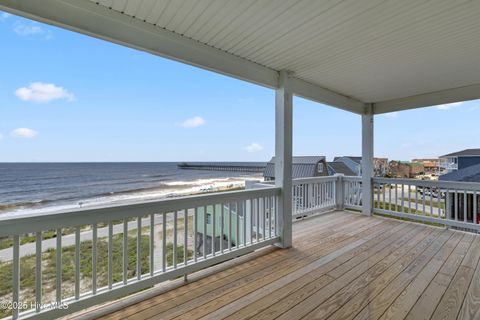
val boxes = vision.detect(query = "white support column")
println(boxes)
[361,104,374,216]
[334,174,345,210]
[275,70,293,248]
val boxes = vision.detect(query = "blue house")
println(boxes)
[439,149,480,174]
[439,149,480,224]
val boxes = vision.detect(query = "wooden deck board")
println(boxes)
[286,227,441,320]
[430,236,480,320]
[123,213,379,320]
[223,222,412,320]
[378,232,464,320]
[82,211,480,320]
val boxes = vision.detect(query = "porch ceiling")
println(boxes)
[2,0,480,114]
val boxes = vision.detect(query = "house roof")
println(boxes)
[264,156,325,179]
[412,159,438,162]
[439,162,480,183]
[334,156,362,164]
[333,156,362,163]
[3,1,480,114]
[327,162,355,176]
[440,149,480,158]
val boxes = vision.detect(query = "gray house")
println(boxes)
[264,156,328,181]
[333,156,388,177]
[439,149,480,174]
[333,156,362,176]
[327,161,355,176]
[440,162,480,183]
[439,169,480,224]
[439,149,480,224]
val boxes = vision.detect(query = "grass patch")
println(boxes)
[0,227,88,250]
[400,197,445,210]
[0,233,193,318]
[374,201,444,228]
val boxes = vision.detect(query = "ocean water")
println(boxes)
[0,162,264,217]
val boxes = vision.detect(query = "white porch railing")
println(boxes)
[4,175,480,319]
[343,176,363,211]
[292,176,337,218]
[288,175,480,233]
[0,187,280,320]
[373,178,480,232]
[248,176,340,218]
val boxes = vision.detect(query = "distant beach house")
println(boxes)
[333,156,362,176]
[439,149,480,174]
[388,160,424,178]
[263,156,328,181]
[263,156,330,218]
[333,156,388,177]
[195,203,246,256]
[327,161,355,176]
[439,149,480,183]
[430,150,480,225]
[412,158,440,174]
[195,201,274,255]
[440,164,480,184]
[439,163,480,224]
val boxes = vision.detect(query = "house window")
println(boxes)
[317,163,324,173]
[206,213,212,224]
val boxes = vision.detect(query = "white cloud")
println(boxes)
[383,112,398,118]
[11,128,38,139]
[15,82,75,103]
[13,21,52,39]
[180,116,205,128]
[245,142,264,153]
[435,102,463,110]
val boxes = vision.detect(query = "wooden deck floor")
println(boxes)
[91,211,480,320]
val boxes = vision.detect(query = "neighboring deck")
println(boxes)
[78,211,480,320]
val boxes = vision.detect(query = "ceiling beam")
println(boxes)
[291,78,365,114]
[374,83,480,114]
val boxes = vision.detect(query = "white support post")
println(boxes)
[362,105,374,216]
[275,70,293,248]
[334,174,345,210]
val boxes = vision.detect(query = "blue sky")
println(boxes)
[1,11,479,162]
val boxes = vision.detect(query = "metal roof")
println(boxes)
[327,162,355,176]
[268,156,325,165]
[264,156,324,179]
[440,149,480,158]
[334,156,362,164]
[2,1,480,114]
[439,162,480,183]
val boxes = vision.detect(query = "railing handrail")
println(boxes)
[251,182,275,188]
[373,177,480,191]
[343,176,362,181]
[372,177,480,233]
[0,187,280,237]
[292,176,338,185]
[0,186,281,319]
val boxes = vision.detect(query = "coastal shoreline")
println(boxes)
[0,175,262,218]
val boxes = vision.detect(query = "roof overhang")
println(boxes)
[2,0,480,115]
